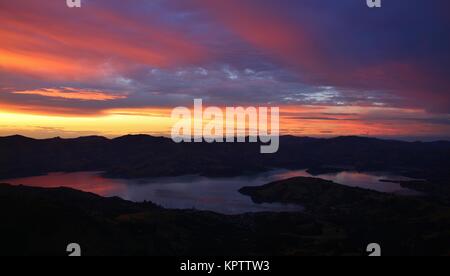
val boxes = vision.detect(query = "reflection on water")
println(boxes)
[275,170,421,196]
[3,172,128,196]
[315,172,420,195]
[2,170,420,214]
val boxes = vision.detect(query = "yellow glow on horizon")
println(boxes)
[0,111,176,138]
[0,105,448,139]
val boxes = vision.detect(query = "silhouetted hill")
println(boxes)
[2,180,450,256]
[0,135,449,180]
[240,177,450,255]
[0,183,352,256]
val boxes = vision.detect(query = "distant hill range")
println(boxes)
[1,135,449,180]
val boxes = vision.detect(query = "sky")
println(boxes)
[0,0,449,140]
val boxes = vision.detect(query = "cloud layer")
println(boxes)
[0,0,449,139]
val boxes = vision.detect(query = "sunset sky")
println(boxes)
[0,0,449,140]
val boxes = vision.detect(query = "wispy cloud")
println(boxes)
[12,88,127,101]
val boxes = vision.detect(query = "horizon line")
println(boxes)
[1,133,449,143]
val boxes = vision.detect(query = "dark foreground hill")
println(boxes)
[239,177,450,256]
[1,177,450,256]
[1,135,450,180]
[0,183,346,256]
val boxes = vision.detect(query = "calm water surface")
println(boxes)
[2,170,420,214]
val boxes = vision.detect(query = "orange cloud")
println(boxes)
[12,88,127,101]
[280,105,450,138]
[0,1,208,81]
[0,102,105,117]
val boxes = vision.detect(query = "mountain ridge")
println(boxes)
[1,134,449,180]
